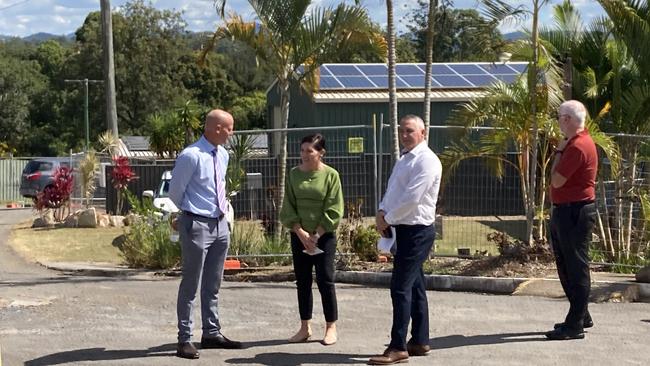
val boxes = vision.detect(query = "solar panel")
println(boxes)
[464,75,497,87]
[319,76,343,88]
[337,76,375,88]
[507,63,528,73]
[396,64,424,75]
[357,64,387,76]
[325,65,362,76]
[433,75,473,87]
[367,76,409,88]
[492,74,519,83]
[317,62,528,90]
[429,64,456,75]
[449,64,487,75]
[479,64,517,74]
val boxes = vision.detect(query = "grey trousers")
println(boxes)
[176,213,230,343]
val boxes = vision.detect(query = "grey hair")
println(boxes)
[560,100,587,127]
[400,114,425,130]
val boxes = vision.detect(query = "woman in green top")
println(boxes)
[280,133,344,346]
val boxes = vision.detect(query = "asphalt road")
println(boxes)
[1,209,649,366]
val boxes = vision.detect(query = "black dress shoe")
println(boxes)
[554,313,594,329]
[545,326,585,340]
[201,333,243,349]
[177,342,200,359]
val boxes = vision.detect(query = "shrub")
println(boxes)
[352,224,380,262]
[35,165,74,222]
[229,220,292,266]
[120,213,180,269]
[111,156,138,214]
[487,231,553,262]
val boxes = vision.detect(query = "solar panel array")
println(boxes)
[317,62,527,90]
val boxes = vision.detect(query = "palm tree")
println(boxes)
[208,0,384,240]
[423,0,437,141]
[385,0,399,161]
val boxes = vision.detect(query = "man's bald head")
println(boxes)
[204,109,234,146]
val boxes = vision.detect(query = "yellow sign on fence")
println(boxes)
[348,137,364,154]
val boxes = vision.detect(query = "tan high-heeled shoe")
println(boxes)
[288,328,312,343]
[322,327,337,345]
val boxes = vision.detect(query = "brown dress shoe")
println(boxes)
[368,348,409,365]
[407,343,430,356]
[177,342,200,359]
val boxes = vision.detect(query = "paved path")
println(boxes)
[1,210,649,365]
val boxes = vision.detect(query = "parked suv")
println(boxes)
[19,158,71,200]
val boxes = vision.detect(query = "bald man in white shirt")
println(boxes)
[368,115,442,365]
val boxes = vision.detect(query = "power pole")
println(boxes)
[64,79,104,151]
[100,0,118,137]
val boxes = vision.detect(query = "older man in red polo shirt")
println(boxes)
[546,100,598,340]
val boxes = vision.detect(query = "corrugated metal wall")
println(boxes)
[0,158,28,202]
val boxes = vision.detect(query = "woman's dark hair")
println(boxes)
[301,133,326,151]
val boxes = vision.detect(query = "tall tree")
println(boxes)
[407,1,505,62]
[209,0,384,239]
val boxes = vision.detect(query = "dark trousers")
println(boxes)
[549,202,596,331]
[290,232,338,322]
[389,224,435,351]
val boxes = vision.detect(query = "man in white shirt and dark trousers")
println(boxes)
[368,115,442,365]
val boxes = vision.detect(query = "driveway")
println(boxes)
[1,209,649,365]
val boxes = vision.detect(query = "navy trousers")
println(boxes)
[549,201,596,331]
[389,224,435,351]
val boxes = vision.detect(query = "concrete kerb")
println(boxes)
[36,261,650,302]
[335,271,526,294]
[38,261,153,277]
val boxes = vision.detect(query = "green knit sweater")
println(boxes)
[280,165,344,233]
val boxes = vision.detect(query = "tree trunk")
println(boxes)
[526,0,541,246]
[273,77,291,244]
[100,0,119,137]
[386,0,399,163]
[423,0,437,141]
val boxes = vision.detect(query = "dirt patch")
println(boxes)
[339,256,558,278]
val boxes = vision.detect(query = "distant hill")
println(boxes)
[0,32,75,43]
[504,31,525,41]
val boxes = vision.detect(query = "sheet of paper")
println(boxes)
[302,248,325,256]
[377,227,396,254]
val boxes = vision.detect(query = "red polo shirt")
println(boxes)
[551,130,598,204]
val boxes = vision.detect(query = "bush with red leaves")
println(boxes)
[111,156,137,190]
[36,166,74,210]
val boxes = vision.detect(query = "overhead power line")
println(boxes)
[0,0,33,12]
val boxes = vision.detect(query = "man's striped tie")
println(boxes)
[212,149,228,214]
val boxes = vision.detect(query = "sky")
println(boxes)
[0,0,606,38]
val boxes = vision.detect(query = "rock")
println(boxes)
[63,215,78,228]
[109,215,125,227]
[97,214,110,228]
[32,217,49,228]
[32,211,55,228]
[77,207,97,228]
[636,266,650,283]
[43,210,55,226]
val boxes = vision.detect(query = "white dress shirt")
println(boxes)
[379,141,442,226]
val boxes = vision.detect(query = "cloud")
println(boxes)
[0,0,607,38]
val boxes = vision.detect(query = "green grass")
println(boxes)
[433,216,526,256]
[9,220,124,264]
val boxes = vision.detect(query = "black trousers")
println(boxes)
[290,232,338,322]
[389,224,435,351]
[549,201,596,331]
